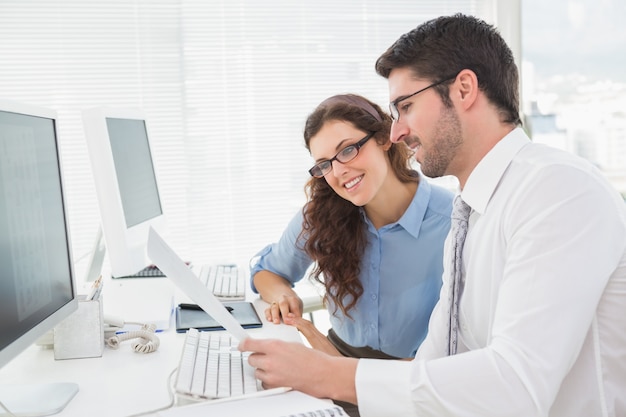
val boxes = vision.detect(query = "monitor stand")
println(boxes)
[0,382,79,416]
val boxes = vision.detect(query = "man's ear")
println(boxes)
[455,69,479,110]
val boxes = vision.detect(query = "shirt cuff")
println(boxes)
[355,358,415,417]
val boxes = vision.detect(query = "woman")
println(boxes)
[250,94,452,360]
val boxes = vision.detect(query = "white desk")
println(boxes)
[0,292,302,417]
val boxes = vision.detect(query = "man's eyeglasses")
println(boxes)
[389,76,456,122]
[308,132,376,178]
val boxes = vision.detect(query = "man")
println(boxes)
[240,14,626,417]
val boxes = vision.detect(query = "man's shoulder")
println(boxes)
[517,141,591,171]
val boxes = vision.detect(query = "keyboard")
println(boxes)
[174,328,260,400]
[114,264,166,278]
[198,264,245,301]
[117,263,246,301]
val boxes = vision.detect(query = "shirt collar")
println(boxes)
[360,173,431,238]
[461,127,530,214]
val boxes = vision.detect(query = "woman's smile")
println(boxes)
[344,174,364,191]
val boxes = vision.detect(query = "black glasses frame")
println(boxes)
[308,131,376,178]
[389,76,456,122]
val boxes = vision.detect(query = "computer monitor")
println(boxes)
[0,99,79,415]
[82,107,167,278]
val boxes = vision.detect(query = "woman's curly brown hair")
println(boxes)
[301,94,417,318]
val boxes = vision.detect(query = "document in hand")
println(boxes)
[155,390,346,417]
[145,227,249,341]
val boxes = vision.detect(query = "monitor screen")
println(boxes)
[106,117,162,228]
[82,108,167,278]
[0,102,77,364]
[0,100,79,414]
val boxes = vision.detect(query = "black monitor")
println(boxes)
[0,99,79,415]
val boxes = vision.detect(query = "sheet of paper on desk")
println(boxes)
[146,227,249,341]
[155,390,345,417]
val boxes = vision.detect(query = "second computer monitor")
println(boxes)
[82,107,167,278]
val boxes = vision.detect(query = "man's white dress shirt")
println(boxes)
[355,128,626,417]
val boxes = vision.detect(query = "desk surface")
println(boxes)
[0,285,304,417]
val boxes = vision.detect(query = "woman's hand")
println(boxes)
[265,293,303,324]
[254,271,304,324]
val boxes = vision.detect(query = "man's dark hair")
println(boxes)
[375,13,521,126]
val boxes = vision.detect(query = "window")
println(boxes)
[522,0,626,199]
[0,1,503,278]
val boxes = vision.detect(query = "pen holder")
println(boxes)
[53,294,105,360]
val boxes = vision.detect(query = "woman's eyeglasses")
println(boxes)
[308,132,376,178]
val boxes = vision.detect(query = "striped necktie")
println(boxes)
[447,195,471,356]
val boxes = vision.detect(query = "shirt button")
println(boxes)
[371,294,377,300]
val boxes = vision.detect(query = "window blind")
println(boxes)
[0,0,499,278]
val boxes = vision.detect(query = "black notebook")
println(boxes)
[175,301,262,333]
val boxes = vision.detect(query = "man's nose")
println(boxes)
[390,118,409,143]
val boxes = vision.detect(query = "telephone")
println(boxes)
[36,315,160,354]
[104,315,160,354]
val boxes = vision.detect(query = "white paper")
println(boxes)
[155,390,344,417]
[146,227,249,341]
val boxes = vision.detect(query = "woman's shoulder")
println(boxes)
[428,181,454,199]
[423,180,454,216]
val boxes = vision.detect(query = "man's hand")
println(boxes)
[239,337,358,404]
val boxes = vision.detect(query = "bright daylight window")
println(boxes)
[522,0,626,200]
